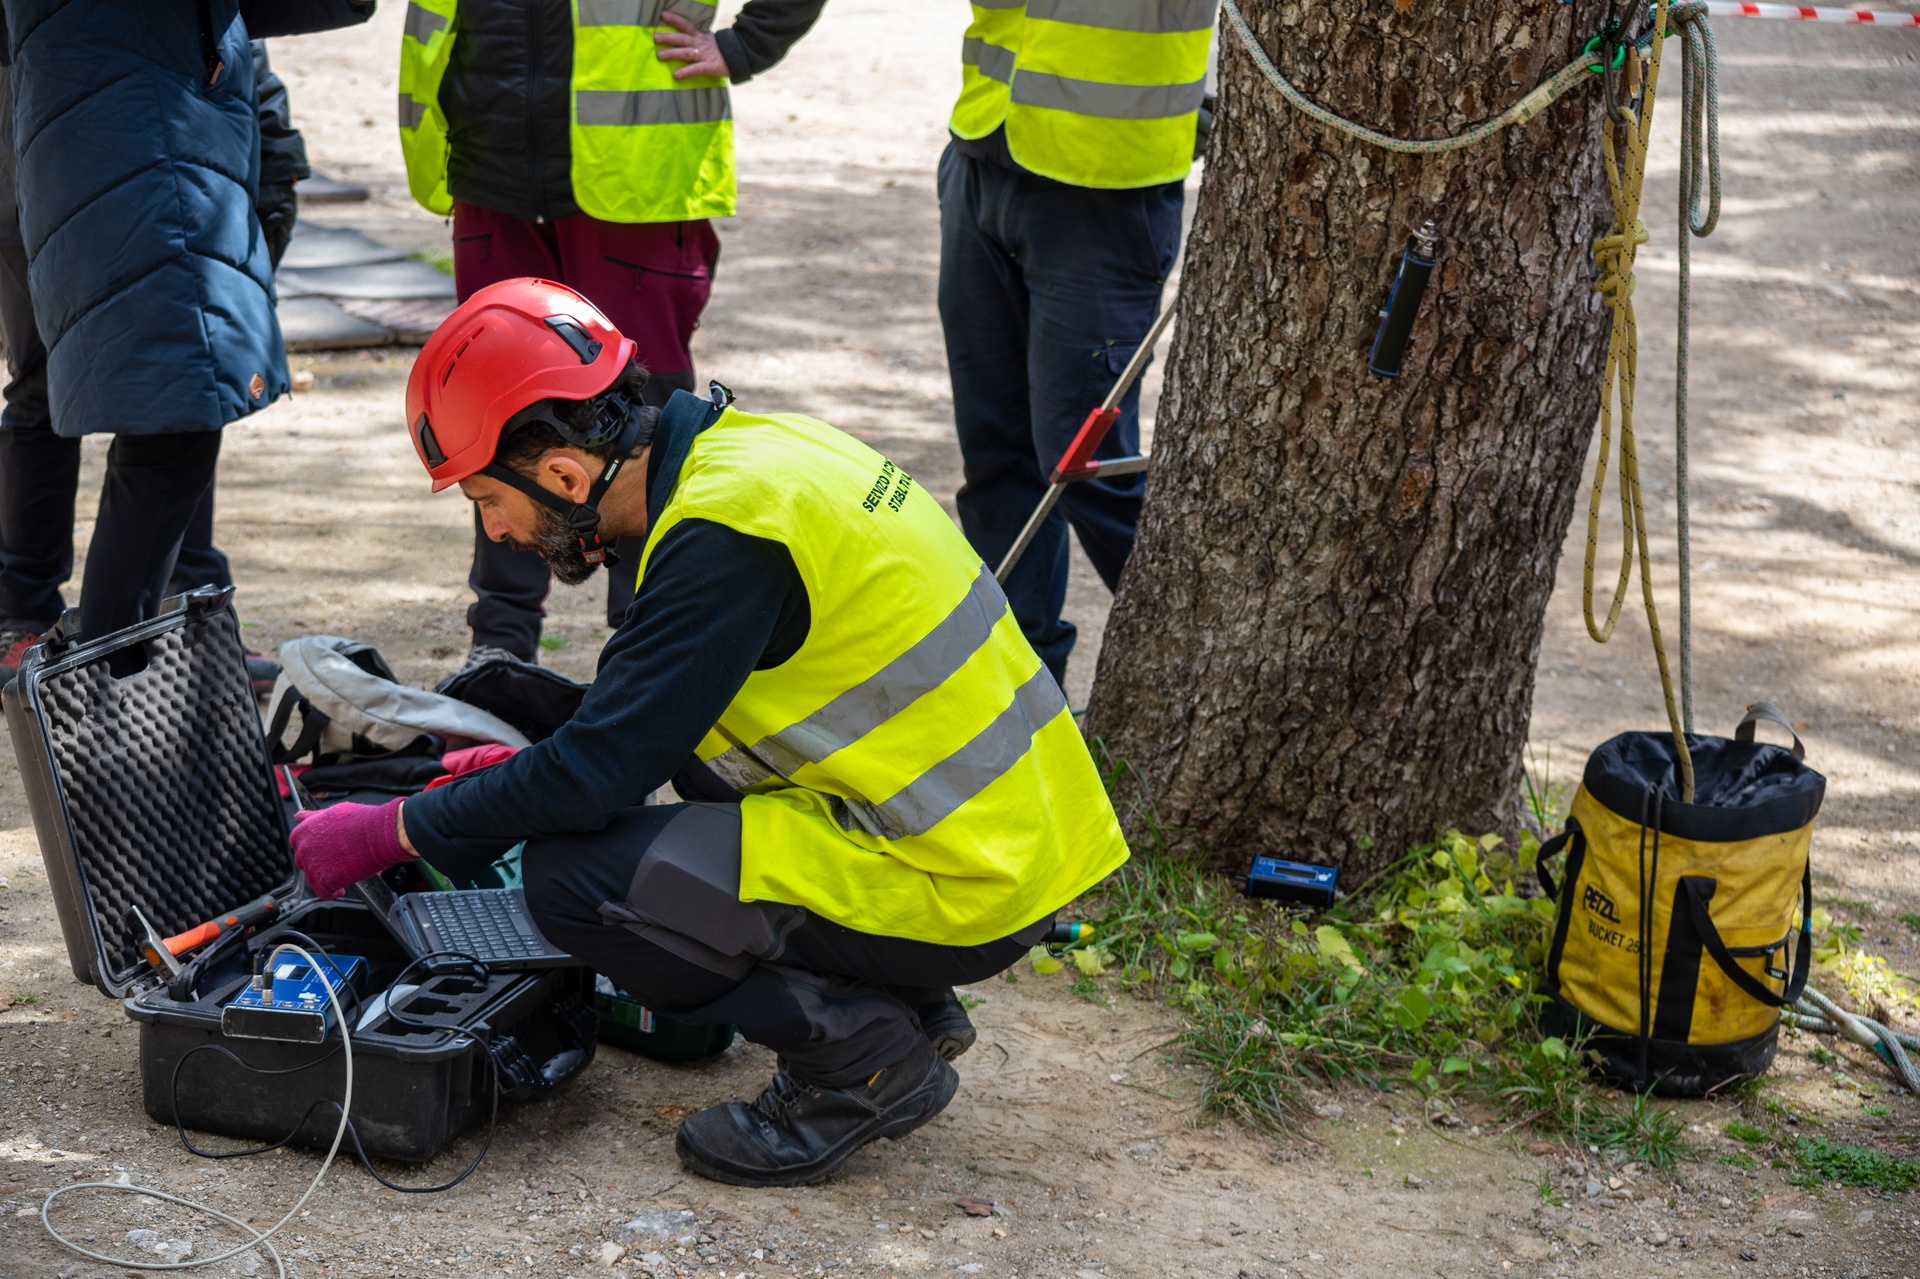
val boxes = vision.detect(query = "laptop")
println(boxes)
[351,875,575,970]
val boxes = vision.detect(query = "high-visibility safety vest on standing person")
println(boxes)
[951,0,1218,189]
[645,406,1128,944]
[398,0,734,222]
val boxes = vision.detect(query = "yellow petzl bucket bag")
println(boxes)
[1536,703,1824,1095]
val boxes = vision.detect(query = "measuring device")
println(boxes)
[994,303,1177,584]
[223,951,369,1044]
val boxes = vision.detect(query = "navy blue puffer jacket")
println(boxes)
[5,1,287,437]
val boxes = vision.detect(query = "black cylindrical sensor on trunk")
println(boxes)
[1368,220,1440,378]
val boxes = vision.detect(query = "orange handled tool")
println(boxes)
[156,893,280,959]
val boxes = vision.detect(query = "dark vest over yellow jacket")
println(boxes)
[399,0,734,222]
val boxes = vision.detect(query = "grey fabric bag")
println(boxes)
[266,635,531,764]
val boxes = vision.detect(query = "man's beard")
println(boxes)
[522,504,601,585]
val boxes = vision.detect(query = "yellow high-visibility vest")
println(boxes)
[639,405,1130,945]
[951,0,1217,190]
[398,0,734,223]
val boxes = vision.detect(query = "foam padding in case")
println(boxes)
[35,612,290,983]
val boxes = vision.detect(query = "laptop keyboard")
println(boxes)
[416,891,559,962]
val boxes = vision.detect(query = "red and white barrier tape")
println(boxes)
[1704,2,1920,24]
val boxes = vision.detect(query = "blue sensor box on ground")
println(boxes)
[1245,857,1339,909]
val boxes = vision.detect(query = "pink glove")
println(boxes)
[290,798,409,899]
[433,743,519,782]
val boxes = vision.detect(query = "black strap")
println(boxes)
[1677,865,1813,1008]
[266,689,329,766]
[479,410,648,567]
[1735,700,1805,761]
[1536,818,1581,899]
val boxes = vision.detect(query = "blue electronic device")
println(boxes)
[222,952,368,1044]
[1244,857,1340,909]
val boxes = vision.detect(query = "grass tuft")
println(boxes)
[1787,1136,1920,1191]
[1072,819,1694,1159]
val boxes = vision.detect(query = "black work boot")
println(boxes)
[913,990,977,1062]
[675,1039,958,1187]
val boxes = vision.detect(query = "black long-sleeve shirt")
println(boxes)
[403,395,811,882]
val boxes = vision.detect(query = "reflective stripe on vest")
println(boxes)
[395,0,735,222]
[949,0,1217,189]
[577,0,715,25]
[831,666,1069,841]
[707,564,1008,790]
[397,0,457,214]
[576,87,731,127]
[643,404,1129,945]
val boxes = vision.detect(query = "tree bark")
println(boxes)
[1086,0,1617,878]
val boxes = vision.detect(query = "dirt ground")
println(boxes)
[3,4,1919,1277]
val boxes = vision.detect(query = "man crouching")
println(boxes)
[288,279,1128,1186]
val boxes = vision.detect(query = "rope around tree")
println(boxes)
[1219,0,1722,801]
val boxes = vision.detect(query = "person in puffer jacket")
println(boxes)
[0,0,371,647]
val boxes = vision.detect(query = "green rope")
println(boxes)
[1217,0,1602,154]
[1670,0,1721,736]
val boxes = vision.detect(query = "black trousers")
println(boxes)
[937,145,1183,683]
[467,371,693,658]
[521,803,1046,1087]
[79,431,223,640]
[0,241,228,638]
[0,240,78,629]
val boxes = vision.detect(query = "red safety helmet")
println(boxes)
[405,278,643,565]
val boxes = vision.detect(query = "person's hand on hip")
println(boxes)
[289,798,414,899]
[654,12,728,80]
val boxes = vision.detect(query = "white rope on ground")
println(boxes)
[39,944,353,1278]
[1786,985,1920,1092]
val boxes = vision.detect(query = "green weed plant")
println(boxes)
[1787,1136,1920,1192]
[1076,828,1620,1139]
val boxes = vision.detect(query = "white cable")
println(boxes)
[39,944,354,1279]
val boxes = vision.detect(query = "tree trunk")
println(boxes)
[1086,0,1617,879]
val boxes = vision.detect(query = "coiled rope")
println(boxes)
[1583,0,1698,802]
[1784,985,1920,1093]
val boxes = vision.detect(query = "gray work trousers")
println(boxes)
[520,803,1049,1086]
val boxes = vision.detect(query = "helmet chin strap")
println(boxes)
[479,411,646,568]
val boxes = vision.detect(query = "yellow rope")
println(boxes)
[1583,0,1696,802]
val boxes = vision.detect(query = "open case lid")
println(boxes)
[2,587,297,996]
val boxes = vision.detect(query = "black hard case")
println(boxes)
[2,590,597,1162]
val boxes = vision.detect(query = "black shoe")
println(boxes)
[0,626,41,688]
[243,649,281,697]
[675,1040,958,1187]
[915,991,977,1062]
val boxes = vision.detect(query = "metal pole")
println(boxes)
[1097,304,1179,414]
[996,486,1066,585]
[993,304,1178,585]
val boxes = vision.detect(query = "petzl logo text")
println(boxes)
[1582,884,1621,924]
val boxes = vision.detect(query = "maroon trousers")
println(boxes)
[452,202,721,656]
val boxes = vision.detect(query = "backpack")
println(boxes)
[266,635,531,767]
[1536,703,1825,1095]
[433,650,589,743]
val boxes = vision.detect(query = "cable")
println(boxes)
[166,948,498,1195]
[331,949,499,1195]
[40,943,353,1279]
